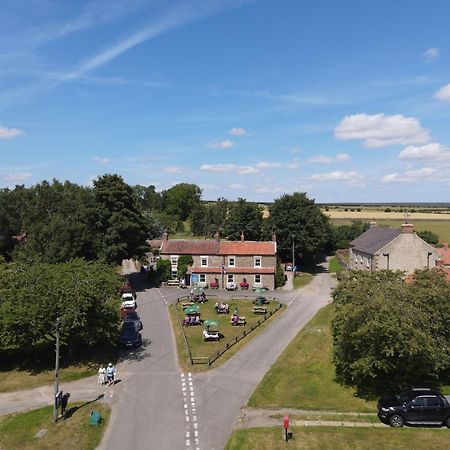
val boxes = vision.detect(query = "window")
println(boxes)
[425,396,441,407]
[200,256,208,267]
[254,256,262,268]
[170,256,178,266]
[199,274,206,283]
[359,255,363,264]
[228,256,235,267]
[367,258,371,268]
[254,274,261,284]
[411,397,427,407]
[227,274,234,283]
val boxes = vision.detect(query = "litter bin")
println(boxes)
[90,410,103,425]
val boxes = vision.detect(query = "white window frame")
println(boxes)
[170,255,179,266]
[200,256,208,267]
[227,274,234,283]
[228,256,236,267]
[199,274,206,283]
[254,256,262,268]
[254,274,261,285]
[367,258,371,268]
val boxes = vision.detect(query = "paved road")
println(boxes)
[0,264,335,450]
[192,263,336,450]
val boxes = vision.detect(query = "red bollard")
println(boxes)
[283,415,289,442]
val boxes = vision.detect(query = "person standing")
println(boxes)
[106,363,116,386]
[98,365,106,385]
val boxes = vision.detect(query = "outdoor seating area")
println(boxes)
[202,319,221,341]
[230,313,246,326]
[252,305,268,314]
[215,302,230,314]
[253,296,269,305]
[183,305,202,326]
[191,287,207,303]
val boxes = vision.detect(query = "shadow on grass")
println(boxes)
[63,394,105,420]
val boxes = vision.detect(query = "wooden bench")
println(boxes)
[252,306,267,314]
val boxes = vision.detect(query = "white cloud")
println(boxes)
[381,167,437,183]
[423,47,439,61]
[229,127,248,136]
[309,155,333,164]
[200,164,236,172]
[208,139,234,149]
[310,171,364,184]
[334,113,431,148]
[435,83,450,102]
[4,172,32,182]
[229,183,244,189]
[93,156,110,164]
[335,153,350,161]
[0,126,24,139]
[163,166,185,173]
[255,161,282,169]
[309,153,350,164]
[200,163,260,175]
[399,143,450,161]
[287,162,299,170]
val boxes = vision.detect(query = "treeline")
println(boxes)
[0,175,378,266]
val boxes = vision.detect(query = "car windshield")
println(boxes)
[397,391,412,403]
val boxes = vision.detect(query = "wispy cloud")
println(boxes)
[200,163,260,175]
[310,170,364,185]
[0,126,24,139]
[93,156,110,164]
[163,165,185,173]
[4,172,33,182]
[309,153,350,164]
[435,83,450,102]
[422,47,439,61]
[208,139,234,149]
[229,126,248,136]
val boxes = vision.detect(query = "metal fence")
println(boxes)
[173,296,282,366]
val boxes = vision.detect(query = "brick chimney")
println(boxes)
[443,242,448,250]
[369,221,377,229]
[401,223,414,234]
[214,231,220,242]
[435,259,444,267]
[162,230,168,241]
[240,231,245,242]
[272,232,277,242]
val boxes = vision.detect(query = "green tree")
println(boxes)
[177,255,193,279]
[93,174,148,264]
[332,270,450,399]
[223,198,263,241]
[275,258,286,288]
[0,260,121,352]
[417,230,440,246]
[133,184,163,211]
[162,183,202,221]
[156,259,171,282]
[329,220,370,250]
[269,192,330,263]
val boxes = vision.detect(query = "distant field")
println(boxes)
[323,210,450,221]
[330,218,450,243]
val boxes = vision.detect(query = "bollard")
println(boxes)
[283,415,289,442]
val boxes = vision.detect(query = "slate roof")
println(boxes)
[350,227,402,255]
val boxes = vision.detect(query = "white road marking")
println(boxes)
[181,372,201,449]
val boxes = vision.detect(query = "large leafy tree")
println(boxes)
[133,184,163,211]
[223,198,263,241]
[332,270,450,399]
[162,183,202,221]
[93,174,148,264]
[0,260,121,352]
[269,192,330,263]
[191,198,229,237]
[329,220,370,250]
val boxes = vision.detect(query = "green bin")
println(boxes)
[90,410,103,425]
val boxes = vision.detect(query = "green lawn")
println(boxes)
[293,272,314,289]
[172,297,282,369]
[328,257,344,273]
[248,304,375,412]
[225,426,450,450]
[0,401,110,450]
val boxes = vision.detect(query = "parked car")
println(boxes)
[239,280,249,290]
[119,281,135,295]
[120,305,136,318]
[123,312,143,331]
[121,293,137,309]
[119,322,142,348]
[226,281,237,291]
[377,388,450,428]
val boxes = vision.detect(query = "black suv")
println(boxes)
[377,388,450,428]
[119,322,142,348]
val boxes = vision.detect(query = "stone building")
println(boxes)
[158,232,277,290]
[349,223,441,274]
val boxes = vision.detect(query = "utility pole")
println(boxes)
[53,317,61,423]
[292,235,295,272]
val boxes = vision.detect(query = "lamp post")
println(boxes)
[427,252,433,270]
[52,317,61,423]
[382,253,390,270]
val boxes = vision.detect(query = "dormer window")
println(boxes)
[200,256,208,267]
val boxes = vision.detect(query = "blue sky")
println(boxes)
[1,0,450,202]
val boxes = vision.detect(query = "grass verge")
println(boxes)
[293,273,314,289]
[269,413,379,424]
[248,304,375,412]
[170,298,284,372]
[328,257,343,274]
[0,401,110,450]
[225,426,450,450]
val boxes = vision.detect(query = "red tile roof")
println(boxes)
[190,267,275,274]
[437,243,450,265]
[160,240,218,255]
[218,241,276,256]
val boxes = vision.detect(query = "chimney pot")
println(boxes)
[162,230,168,241]
[401,223,414,234]
[240,231,245,242]
[369,221,377,229]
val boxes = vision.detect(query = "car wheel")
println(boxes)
[446,417,450,428]
[389,414,404,428]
